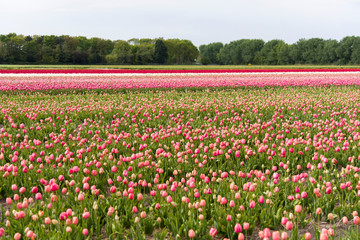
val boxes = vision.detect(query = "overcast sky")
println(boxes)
[1,0,360,46]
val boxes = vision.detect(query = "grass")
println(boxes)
[0,64,360,70]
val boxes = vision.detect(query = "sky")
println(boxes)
[1,0,360,47]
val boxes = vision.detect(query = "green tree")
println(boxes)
[259,40,286,65]
[199,42,223,64]
[87,38,114,64]
[106,40,133,64]
[164,39,199,64]
[134,43,154,65]
[291,38,325,64]
[350,37,360,64]
[217,39,264,65]
[336,36,356,64]
[1,33,25,63]
[319,40,339,64]
[241,39,264,64]
[61,36,79,63]
[153,39,168,64]
[0,40,7,63]
[23,40,41,63]
[278,44,292,65]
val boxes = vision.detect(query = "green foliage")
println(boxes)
[106,40,133,64]
[154,39,168,64]
[217,39,264,65]
[2,33,360,65]
[164,39,199,64]
[199,42,223,64]
[0,34,199,65]
[259,39,286,65]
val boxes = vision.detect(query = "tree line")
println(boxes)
[199,37,360,65]
[1,33,360,65]
[0,33,199,65]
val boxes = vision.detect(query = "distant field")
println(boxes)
[0,64,360,70]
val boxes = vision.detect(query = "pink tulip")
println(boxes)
[132,206,138,213]
[14,233,21,240]
[281,232,288,239]
[272,231,280,240]
[45,217,51,225]
[188,229,195,238]
[209,227,217,237]
[82,211,90,219]
[238,233,245,240]
[316,208,322,215]
[354,216,360,225]
[234,223,242,233]
[78,193,84,201]
[319,233,328,240]
[243,222,249,230]
[285,221,293,230]
[83,228,89,235]
[220,197,227,205]
[26,230,34,238]
[263,228,271,238]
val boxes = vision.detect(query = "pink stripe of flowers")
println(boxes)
[1,72,360,91]
[1,68,360,74]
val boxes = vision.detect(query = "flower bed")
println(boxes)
[1,71,360,239]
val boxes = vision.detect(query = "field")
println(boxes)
[1,64,360,70]
[1,69,360,240]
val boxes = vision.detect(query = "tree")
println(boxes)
[106,40,133,64]
[0,41,7,63]
[350,37,360,64]
[199,42,223,64]
[278,44,292,65]
[217,43,233,64]
[87,38,114,64]
[134,43,154,65]
[164,39,199,64]
[336,36,356,64]
[259,40,286,65]
[217,39,264,65]
[23,40,41,63]
[0,34,26,63]
[153,39,168,64]
[319,40,339,64]
[241,39,264,64]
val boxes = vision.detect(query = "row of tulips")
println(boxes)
[1,83,360,239]
[1,68,360,74]
[1,72,360,91]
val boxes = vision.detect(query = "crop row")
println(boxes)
[1,69,360,74]
[1,72,360,91]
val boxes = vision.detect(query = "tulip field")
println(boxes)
[2,69,360,240]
